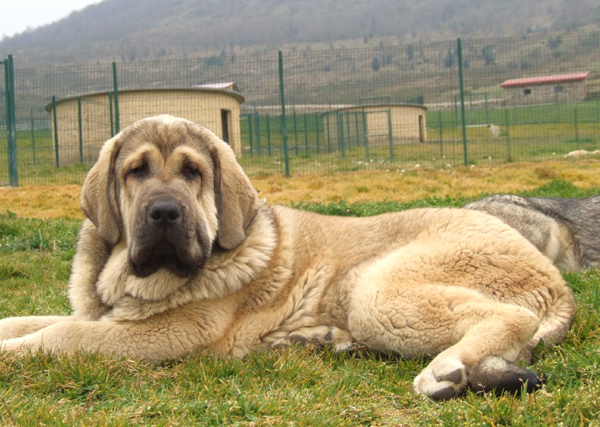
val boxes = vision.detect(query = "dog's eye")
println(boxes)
[183,165,201,181]
[128,163,148,179]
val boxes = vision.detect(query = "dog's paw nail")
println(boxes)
[271,338,291,349]
[429,385,460,401]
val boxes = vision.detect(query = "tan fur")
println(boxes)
[0,116,576,400]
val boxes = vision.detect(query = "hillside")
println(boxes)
[1,0,600,67]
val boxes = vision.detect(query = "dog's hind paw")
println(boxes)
[468,356,542,395]
[413,358,468,401]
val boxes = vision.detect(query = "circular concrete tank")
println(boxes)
[45,87,244,166]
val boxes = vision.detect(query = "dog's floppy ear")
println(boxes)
[210,138,259,250]
[80,134,123,246]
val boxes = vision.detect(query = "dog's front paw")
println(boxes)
[413,358,468,401]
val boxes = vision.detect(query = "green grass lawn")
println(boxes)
[0,181,599,426]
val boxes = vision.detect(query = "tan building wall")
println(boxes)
[323,104,427,150]
[504,80,587,105]
[46,88,244,166]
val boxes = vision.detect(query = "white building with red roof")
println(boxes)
[500,72,590,105]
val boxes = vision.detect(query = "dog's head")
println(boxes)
[81,115,258,278]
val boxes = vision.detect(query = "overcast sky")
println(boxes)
[1,0,101,39]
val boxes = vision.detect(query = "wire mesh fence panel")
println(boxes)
[12,64,114,185]
[3,32,600,185]
[279,42,460,175]
[459,33,600,166]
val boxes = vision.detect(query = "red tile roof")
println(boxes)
[500,72,591,88]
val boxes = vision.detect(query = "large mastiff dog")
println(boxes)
[0,116,575,400]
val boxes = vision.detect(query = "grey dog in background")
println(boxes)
[465,194,600,271]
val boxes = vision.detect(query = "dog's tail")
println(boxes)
[468,356,542,396]
[533,283,577,349]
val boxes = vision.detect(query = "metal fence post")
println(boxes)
[304,113,309,155]
[354,112,359,149]
[4,55,18,186]
[112,62,120,133]
[575,107,579,150]
[438,110,444,159]
[30,109,36,165]
[345,113,351,149]
[337,111,346,157]
[3,59,9,180]
[325,114,332,153]
[277,51,289,178]
[457,38,468,167]
[248,115,254,156]
[52,95,60,168]
[108,93,115,137]
[266,114,272,156]
[505,109,511,162]
[362,108,368,158]
[293,109,298,156]
[315,113,320,155]
[255,113,261,157]
[77,96,83,163]
[387,108,394,160]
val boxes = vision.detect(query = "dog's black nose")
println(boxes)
[148,200,182,228]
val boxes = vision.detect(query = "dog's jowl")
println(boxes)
[0,115,575,400]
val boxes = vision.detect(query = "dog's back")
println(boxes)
[526,195,600,269]
[465,194,600,270]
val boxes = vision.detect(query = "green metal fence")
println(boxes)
[2,33,600,186]
[2,55,17,186]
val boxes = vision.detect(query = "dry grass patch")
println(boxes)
[0,184,84,219]
[2,160,600,219]
[253,160,600,205]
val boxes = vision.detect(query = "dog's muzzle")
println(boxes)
[128,197,209,278]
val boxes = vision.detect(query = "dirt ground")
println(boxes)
[2,160,600,220]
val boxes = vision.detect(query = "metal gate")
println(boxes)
[336,108,393,158]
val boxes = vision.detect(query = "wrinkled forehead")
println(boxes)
[116,117,213,166]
